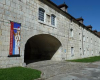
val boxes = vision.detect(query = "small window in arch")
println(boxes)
[38,8,45,21]
[51,14,56,26]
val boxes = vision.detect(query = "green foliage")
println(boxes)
[67,56,100,62]
[0,67,41,80]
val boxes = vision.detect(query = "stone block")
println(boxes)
[4,5,10,10]
[2,30,7,36]
[1,51,8,56]
[0,65,7,68]
[11,2,16,9]
[5,0,11,6]
[0,3,3,9]
[6,64,13,68]
[0,13,3,18]
[4,10,10,16]
[0,0,5,4]
[0,30,2,35]
[0,8,4,14]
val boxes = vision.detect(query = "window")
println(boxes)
[91,38,92,43]
[92,50,93,55]
[87,37,88,42]
[38,8,45,21]
[95,41,96,45]
[64,49,66,53]
[79,33,81,40]
[80,48,82,55]
[83,35,85,42]
[70,18,73,24]
[96,50,97,54]
[83,50,85,55]
[70,29,73,37]
[51,14,56,26]
[46,14,50,24]
[71,47,74,56]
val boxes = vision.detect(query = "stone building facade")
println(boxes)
[0,0,100,68]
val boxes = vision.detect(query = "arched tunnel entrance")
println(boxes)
[24,34,62,64]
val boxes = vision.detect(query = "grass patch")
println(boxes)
[0,67,41,80]
[67,56,100,62]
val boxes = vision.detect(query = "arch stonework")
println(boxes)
[20,24,68,66]
[24,34,64,63]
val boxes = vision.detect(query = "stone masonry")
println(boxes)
[0,0,100,68]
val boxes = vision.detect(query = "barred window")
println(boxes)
[51,14,56,26]
[38,8,45,21]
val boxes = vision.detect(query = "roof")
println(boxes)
[76,17,84,21]
[40,0,100,38]
[86,25,92,30]
[96,32,100,36]
[86,25,92,28]
[93,30,97,32]
[58,3,68,8]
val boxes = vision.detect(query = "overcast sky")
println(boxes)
[51,0,100,31]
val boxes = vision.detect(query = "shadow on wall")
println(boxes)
[24,34,61,64]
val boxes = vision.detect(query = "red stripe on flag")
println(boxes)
[9,22,14,55]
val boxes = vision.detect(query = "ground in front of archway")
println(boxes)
[26,60,100,80]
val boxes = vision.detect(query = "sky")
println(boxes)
[51,0,100,31]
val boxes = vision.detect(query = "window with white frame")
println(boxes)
[70,29,73,37]
[38,8,45,21]
[71,47,74,56]
[51,14,56,26]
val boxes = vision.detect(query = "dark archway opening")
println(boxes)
[24,34,61,64]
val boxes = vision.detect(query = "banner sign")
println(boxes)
[9,22,21,55]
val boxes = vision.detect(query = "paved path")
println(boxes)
[26,60,100,80]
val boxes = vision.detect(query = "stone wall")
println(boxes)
[0,0,100,68]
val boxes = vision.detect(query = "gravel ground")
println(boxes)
[26,60,100,80]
